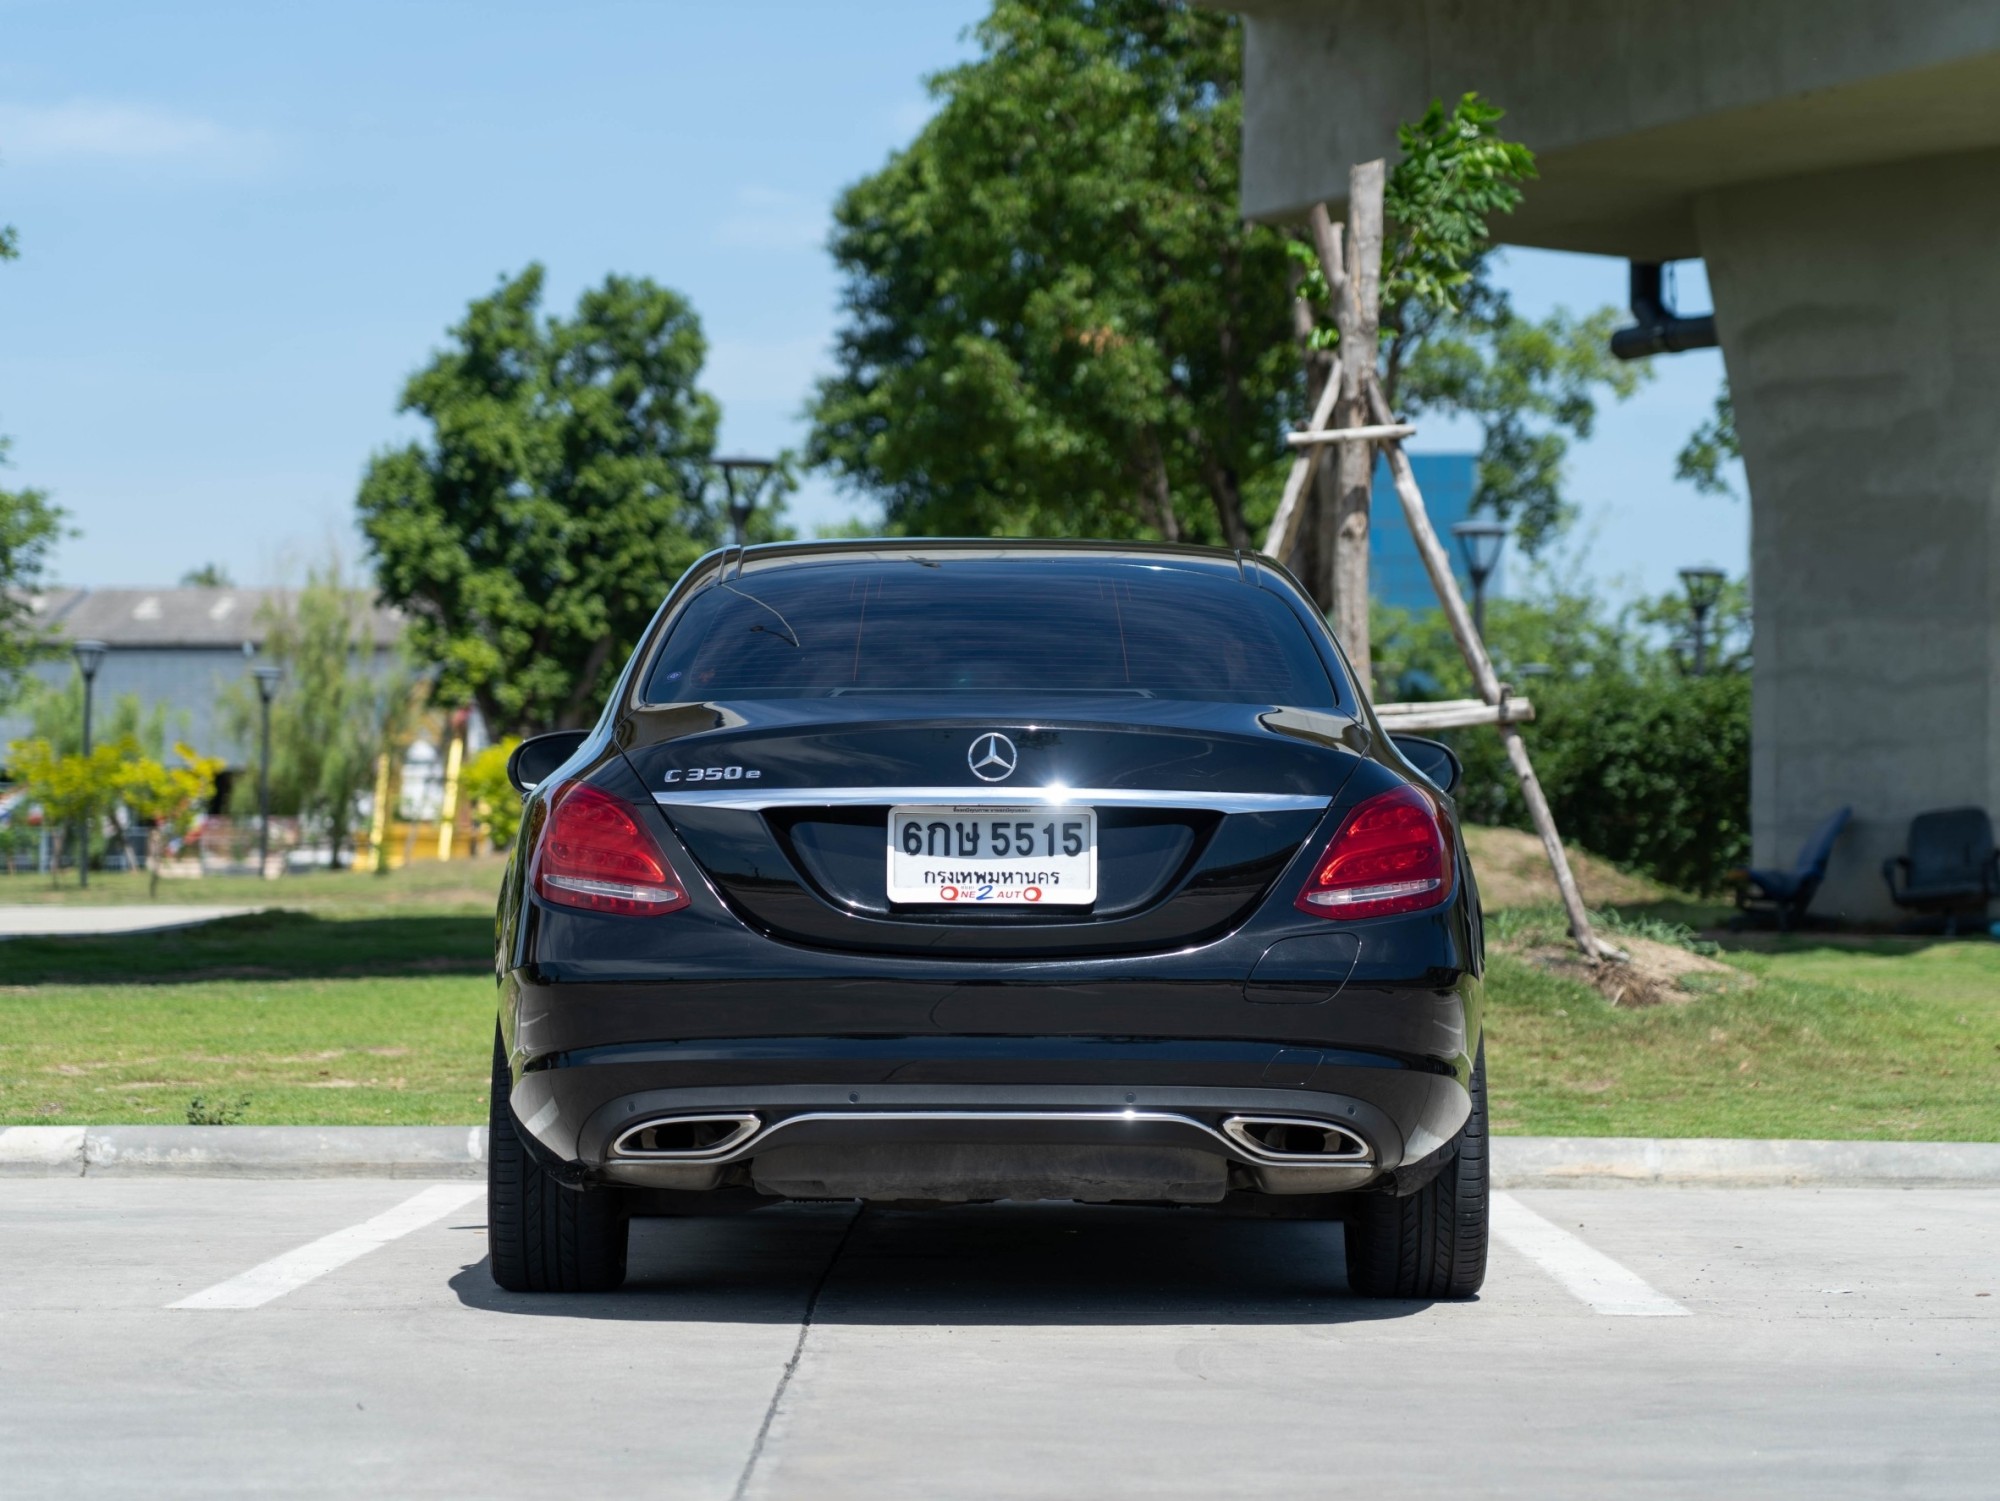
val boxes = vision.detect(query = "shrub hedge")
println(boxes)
[1446,668,1750,894]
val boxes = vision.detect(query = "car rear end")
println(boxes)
[488,541,1487,1296]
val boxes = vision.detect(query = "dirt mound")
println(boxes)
[1464,825,1669,911]
[1522,933,1751,1008]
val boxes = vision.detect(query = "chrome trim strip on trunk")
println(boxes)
[650,786,1330,813]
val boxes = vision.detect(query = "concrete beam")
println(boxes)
[1232,1,2000,256]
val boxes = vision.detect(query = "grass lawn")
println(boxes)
[0,855,509,917]
[0,973,491,1125]
[0,838,1995,1138]
[0,868,501,1124]
[1486,914,2000,1140]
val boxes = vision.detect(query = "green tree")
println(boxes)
[6,737,128,885]
[180,563,235,587]
[0,219,70,703]
[810,13,1643,558]
[1289,94,1649,552]
[221,561,409,867]
[359,265,770,736]
[462,737,524,854]
[809,0,1297,548]
[0,444,67,700]
[1676,382,1741,499]
[21,675,179,759]
[116,743,224,898]
[1373,576,1751,892]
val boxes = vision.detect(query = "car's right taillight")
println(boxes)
[1295,784,1452,920]
[531,781,690,917]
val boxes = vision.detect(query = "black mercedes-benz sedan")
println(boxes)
[488,539,1488,1298]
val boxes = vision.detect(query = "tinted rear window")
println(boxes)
[642,558,1338,706]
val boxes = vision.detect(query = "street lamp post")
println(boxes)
[252,664,283,877]
[71,640,107,889]
[714,456,777,546]
[1450,519,1508,639]
[1679,565,1727,676]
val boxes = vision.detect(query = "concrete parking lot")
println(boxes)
[1,1179,1994,1499]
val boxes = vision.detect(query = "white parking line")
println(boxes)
[1492,1191,1691,1317]
[169,1184,483,1310]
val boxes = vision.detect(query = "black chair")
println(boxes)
[1882,807,1999,935]
[1732,806,1850,932]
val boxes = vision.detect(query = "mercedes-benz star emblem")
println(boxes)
[968,732,1018,783]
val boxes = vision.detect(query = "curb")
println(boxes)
[3,1126,1998,1186]
[1493,1136,2000,1189]
[0,1125,487,1179]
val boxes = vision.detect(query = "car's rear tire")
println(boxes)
[487,1028,628,1292]
[1343,1039,1489,1299]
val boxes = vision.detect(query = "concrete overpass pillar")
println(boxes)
[1696,150,2000,920]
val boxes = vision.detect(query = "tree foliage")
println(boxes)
[21,675,179,760]
[462,737,524,853]
[1375,579,1751,893]
[0,219,70,704]
[1286,93,1646,552]
[1676,381,1741,498]
[1383,94,1537,323]
[6,736,128,882]
[811,10,1640,558]
[221,561,408,865]
[1392,291,1647,551]
[809,0,1296,548]
[0,439,68,702]
[359,265,764,736]
[116,743,224,897]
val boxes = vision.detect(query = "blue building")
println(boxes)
[1368,451,1492,612]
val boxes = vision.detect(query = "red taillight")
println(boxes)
[1295,784,1452,920]
[532,782,690,917]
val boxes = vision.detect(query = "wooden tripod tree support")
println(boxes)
[1362,374,1608,963]
[1270,183,1611,965]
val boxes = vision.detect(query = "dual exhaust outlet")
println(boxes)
[610,1110,1369,1165]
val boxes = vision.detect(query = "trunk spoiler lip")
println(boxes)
[651,786,1330,815]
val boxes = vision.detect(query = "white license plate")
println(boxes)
[887,806,1097,906]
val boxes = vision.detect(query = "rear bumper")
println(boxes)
[505,1036,1473,1199]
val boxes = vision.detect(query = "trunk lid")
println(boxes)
[624,697,1366,958]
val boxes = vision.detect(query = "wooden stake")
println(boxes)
[1328,160,1384,696]
[1366,371,1607,962]
[1374,697,1535,731]
[1261,359,1342,562]
[1287,423,1415,446]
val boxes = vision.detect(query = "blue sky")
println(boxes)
[0,0,1743,603]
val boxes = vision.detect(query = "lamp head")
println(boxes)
[251,663,284,701]
[1679,565,1727,614]
[714,455,777,484]
[71,639,108,680]
[1450,518,1508,584]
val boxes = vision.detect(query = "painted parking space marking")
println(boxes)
[169,1183,483,1310]
[1492,1191,1691,1317]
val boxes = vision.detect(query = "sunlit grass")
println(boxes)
[0,974,492,1126]
[1484,912,2000,1140]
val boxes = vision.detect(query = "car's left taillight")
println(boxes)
[1295,783,1453,920]
[531,781,690,916]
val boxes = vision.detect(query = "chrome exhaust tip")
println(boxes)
[611,1113,762,1160]
[1221,1115,1371,1163]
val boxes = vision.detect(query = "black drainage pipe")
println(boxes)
[1610,262,1718,360]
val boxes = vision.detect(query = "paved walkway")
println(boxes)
[0,904,260,938]
[0,1181,1993,1498]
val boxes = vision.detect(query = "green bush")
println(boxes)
[1373,585,1751,895]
